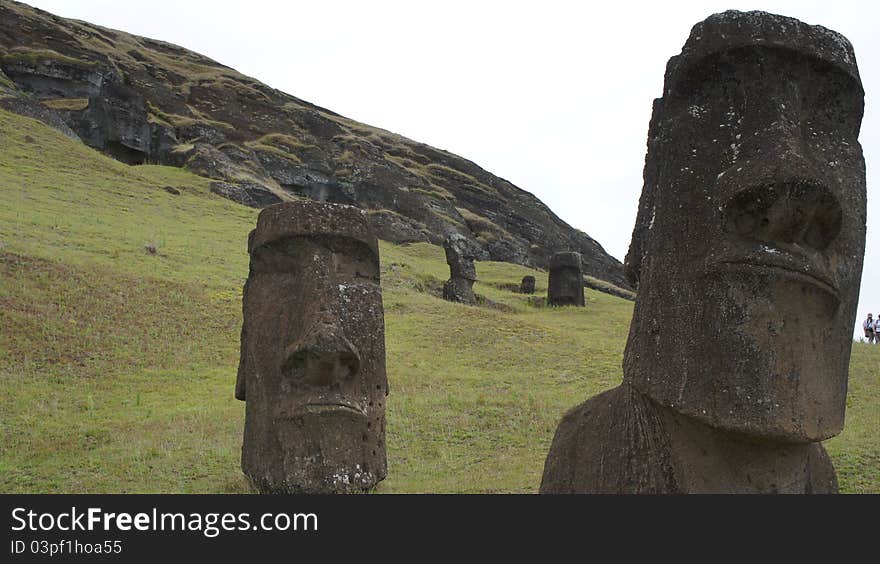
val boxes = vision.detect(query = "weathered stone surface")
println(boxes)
[519,275,536,294]
[1,53,156,164]
[0,0,631,290]
[366,210,430,243]
[547,251,584,307]
[541,10,866,493]
[582,276,636,302]
[444,233,480,281]
[540,386,837,493]
[442,277,476,304]
[0,94,81,140]
[184,144,248,182]
[236,201,388,493]
[442,233,480,304]
[209,181,281,208]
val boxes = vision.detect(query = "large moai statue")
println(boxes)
[547,252,585,307]
[541,11,866,493]
[442,233,480,304]
[235,201,389,493]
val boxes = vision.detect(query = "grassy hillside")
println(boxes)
[0,108,877,493]
[0,0,631,290]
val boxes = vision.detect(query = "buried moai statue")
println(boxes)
[547,252,585,307]
[442,233,480,304]
[541,11,866,493]
[235,201,388,494]
[520,275,536,294]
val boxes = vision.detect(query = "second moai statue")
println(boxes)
[547,252,584,307]
[540,11,866,493]
[442,233,480,304]
[235,201,389,494]
[520,275,536,294]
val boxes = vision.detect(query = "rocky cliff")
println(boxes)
[0,0,629,289]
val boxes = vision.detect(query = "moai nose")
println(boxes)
[281,322,361,388]
[726,179,842,252]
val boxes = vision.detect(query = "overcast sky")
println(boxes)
[19,0,880,338]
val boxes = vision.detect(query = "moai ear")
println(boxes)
[235,268,252,402]
[235,320,247,401]
[234,364,246,401]
[623,207,647,288]
[624,98,664,289]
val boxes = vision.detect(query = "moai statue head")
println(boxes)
[235,201,388,493]
[623,11,866,442]
[442,233,480,303]
[547,251,585,306]
[520,275,536,294]
[444,233,479,280]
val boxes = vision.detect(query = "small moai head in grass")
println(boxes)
[520,275,536,294]
[442,233,480,304]
[623,10,866,442]
[235,201,388,493]
[547,251,584,307]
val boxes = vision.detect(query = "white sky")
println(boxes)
[18,0,880,338]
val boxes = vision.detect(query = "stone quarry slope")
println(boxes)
[0,0,629,289]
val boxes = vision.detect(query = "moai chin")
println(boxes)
[541,11,866,493]
[236,201,388,494]
[520,275,536,294]
[547,252,585,307]
[442,233,479,304]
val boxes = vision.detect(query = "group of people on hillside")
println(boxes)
[862,313,880,343]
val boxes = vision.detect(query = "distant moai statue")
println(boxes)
[236,201,388,494]
[442,233,480,304]
[540,11,866,493]
[547,252,584,307]
[520,275,536,294]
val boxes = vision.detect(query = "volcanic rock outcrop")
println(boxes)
[540,10,866,493]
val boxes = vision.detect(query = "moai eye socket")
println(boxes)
[250,240,306,275]
[330,240,379,282]
[802,63,864,138]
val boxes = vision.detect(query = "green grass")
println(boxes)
[41,98,90,111]
[826,344,880,493]
[0,107,877,493]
